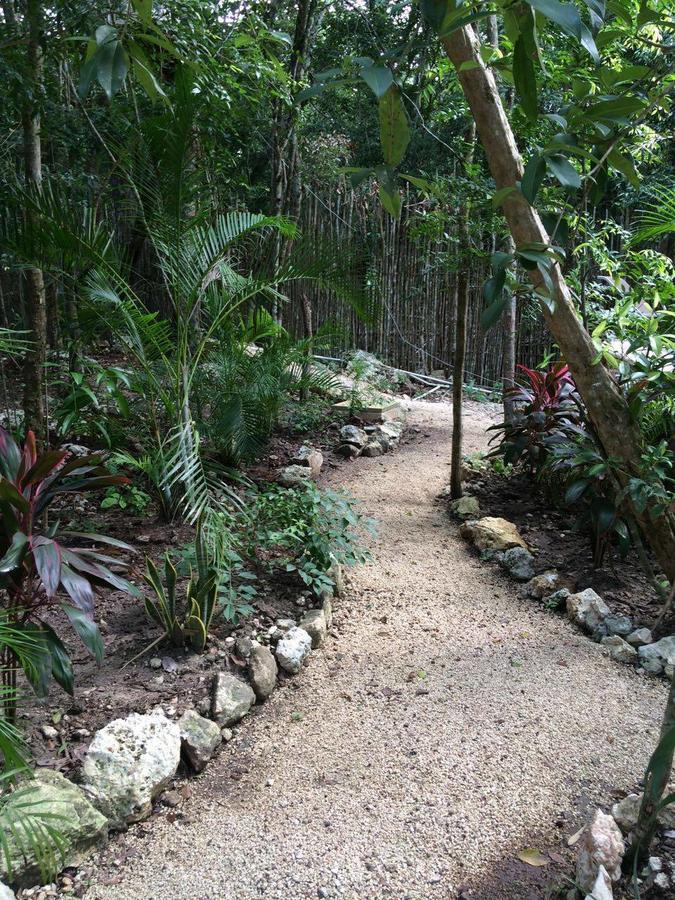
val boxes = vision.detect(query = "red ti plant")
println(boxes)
[0,427,136,712]
[489,362,579,470]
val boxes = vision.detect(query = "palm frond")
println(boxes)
[631,186,675,245]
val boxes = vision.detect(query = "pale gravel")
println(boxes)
[87,399,666,900]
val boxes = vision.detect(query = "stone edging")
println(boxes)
[1,566,345,897]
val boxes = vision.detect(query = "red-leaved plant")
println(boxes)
[0,427,136,712]
[489,363,579,470]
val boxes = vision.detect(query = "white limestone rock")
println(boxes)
[82,712,181,828]
[276,626,312,674]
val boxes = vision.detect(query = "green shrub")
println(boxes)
[249,482,375,596]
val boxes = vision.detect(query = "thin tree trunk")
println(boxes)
[439,23,675,583]
[450,124,476,500]
[502,235,516,424]
[21,0,47,444]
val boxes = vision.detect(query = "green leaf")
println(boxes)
[527,0,581,37]
[377,168,401,218]
[484,269,506,303]
[360,65,394,99]
[607,149,640,187]
[481,295,508,331]
[565,480,588,504]
[32,537,62,598]
[378,85,410,168]
[545,154,581,189]
[63,605,104,664]
[513,36,537,120]
[93,33,129,100]
[0,531,28,573]
[587,96,646,124]
[401,174,433,193]
[520,154,546,204]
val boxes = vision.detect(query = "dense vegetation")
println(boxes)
[0,0,673,892]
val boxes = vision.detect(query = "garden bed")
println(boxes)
[465,465,661,626]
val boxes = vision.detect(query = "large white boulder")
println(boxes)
[82,712,181,828]
[0,769,107,888]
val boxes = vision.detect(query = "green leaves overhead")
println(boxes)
[378,85,410,168]
[527,0,599,61]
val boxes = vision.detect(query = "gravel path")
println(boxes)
[88,400,666,900]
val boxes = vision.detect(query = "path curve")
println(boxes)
[89,400,665,900]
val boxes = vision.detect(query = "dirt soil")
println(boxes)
[72,398,668,900]
[467,467,661,626]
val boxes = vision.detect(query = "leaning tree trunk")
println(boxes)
[449,124,475,499]
[439,24,675,583]
[21,0,47,444]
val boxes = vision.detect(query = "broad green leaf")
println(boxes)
[401,174,433,193]
[545,154,581,189]
[484,269,506,303]
[587,95,646,123]
[63,605,104,664]
[94,36,129,100]
[378,85,410,168]
[481,295,508,331]
[517,848,549,867]
[520,154,546,204]
[361,65,394,99]
[377,168,401,218]
[32,537,62,598]
[513,36,537,120]
[607,148,640,187]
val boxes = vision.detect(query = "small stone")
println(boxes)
[276,627,312,674]
[178,710,221,772]
[161,790,180,808]
[627,628,653,647]
[499,546,536,582]
[584,865,613,900]
[655,873,671,889]
[41,724,59,740]
[567,589,611,634]
[336,443,361,458]
[521,570,573,600]
[339,425,367,448]
[328,555,345,598]
[638,636,675,675]
[210,673,256,726]
[648,856,662,873]
[276,618,296,631]
[278,465,312,487]
[221,728,233,742]
[161,656,179,673]
[459,517,528,552]
[542,588,570,609]
[576,809,625,894]
[450,495,480,520]
[362,441,383,458]
[300,609,328,649]
[612,792,675,832]
[196,696,211,716]
[235,636,253,659]
[149,657,162,669]
[291,445,323,478]
[248,645,278,701]
[601,636,638,664]
[604,615,633,637]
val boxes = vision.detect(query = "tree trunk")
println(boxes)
[21,0,47,444]
[439,24,675,583]
[502,235,516,424]
[450,124,476,500]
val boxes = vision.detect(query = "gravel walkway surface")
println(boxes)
[88,400,666,900]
